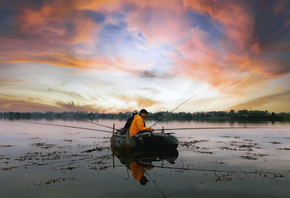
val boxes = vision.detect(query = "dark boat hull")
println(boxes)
[110,132,179,151]
[113,148,179,165]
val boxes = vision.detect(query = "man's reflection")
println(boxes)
[129,160,153,185]
[114,149,178,185]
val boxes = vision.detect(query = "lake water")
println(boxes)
[1,119,290,198]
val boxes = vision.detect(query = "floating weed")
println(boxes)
[197,151,214,155]
[0,145,15,148]
[229,141,239,146]
[269,141,282,144]
[243,139,254,142]
[277,148,290,151]
[82,146,104,153]
[240,155,258,160]
[209,161,227,165]
[215,141,226,143]
[254,153,269,157]
[0,155,11,160]
[81,136,99,139]
[34,177,79,186]
[253,171,289,180]
[57,145,73,149]
[220,146,238,151]
[29,137,43,140]
[273,173,286,178]
[31,162,48,166]
[15,151,67,161]
[62,139,74,142]
[180,139,210,147]
[91,160,106,165]
[213,173,234,182]
[220,136,231,138]
[30,142,56,149]
[89,165,108,170]
[239,144,258,148]
[2,166,18,171]
[60,166,79,171]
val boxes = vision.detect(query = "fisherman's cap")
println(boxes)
[140,176,149,185]
[140,109,149,114]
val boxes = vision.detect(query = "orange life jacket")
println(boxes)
[129,114,149,137]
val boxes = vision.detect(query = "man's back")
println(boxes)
[129,114,149,137]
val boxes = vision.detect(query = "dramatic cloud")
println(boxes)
[117,95,162,110]
[230,90,290,112]
[46,88,91,101]
[167,0,290,96]
[184,0,254,49]
[55,100,100,112]
[0,0,289,112]
[0,96,63,112]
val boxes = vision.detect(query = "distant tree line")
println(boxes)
[0,110,289,121]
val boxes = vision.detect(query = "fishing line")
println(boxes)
[153,165,286,176]
[77,119,114,130]
[19,121,113,134]
[145,171,167,198]
[63,114,114,130]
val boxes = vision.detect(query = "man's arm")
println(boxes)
[136,117,149,132]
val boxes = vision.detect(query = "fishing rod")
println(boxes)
[77,119,114,130]
[19,121,113,134]
[63,114,114,130]
[149,91,200,128]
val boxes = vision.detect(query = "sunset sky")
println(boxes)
[0,0,290,113]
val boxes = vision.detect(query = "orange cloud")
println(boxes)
[0,0,105,70]
[126,3,188,44]
[19,1,99,44]
[117,95,162,109]
[55,100,100,112]
[229,90,290,112]
[164,1,289,96]
[0,48,121,70]
[184,0,254,49]
[0,97,64,112]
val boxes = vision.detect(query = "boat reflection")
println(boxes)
[112,148,178,185]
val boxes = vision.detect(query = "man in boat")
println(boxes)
[120,110,138,135]
[129,109,154,142]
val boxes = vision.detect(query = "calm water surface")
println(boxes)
[1,119,290,198]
